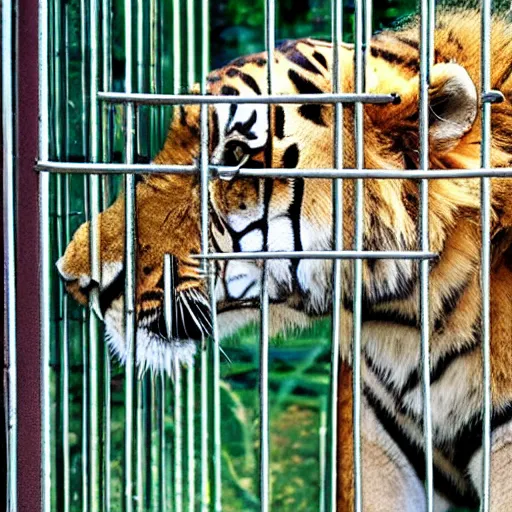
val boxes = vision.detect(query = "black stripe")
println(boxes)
[282,143,299,168]
[139,290,164,302]
[288,69,324,95]
[392,34,419,50]
[209,204,225,236]
[364,387,480,508]
[298,104,326,126]
[261,179,274,252]
[211,108,220,152]
[430,341,478,385]
[275,106,285,139]
[370,45,419,72]
[99,269,125,315]
[434,278,471,333]
[282,48,322,75]
[239,71,262,95]
[452,403,512,471]
[288,178,304,253]
[179,105,188,125]
[221,85,239,96]
[312,51,328,70]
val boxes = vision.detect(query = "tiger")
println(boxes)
[57,8,512,512]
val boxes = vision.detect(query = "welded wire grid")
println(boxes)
[28,0,508,510]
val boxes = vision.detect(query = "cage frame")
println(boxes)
[3,0,510,510]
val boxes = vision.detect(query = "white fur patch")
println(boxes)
[104,296,197,377]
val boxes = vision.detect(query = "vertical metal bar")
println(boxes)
[175,369,184,512]
[199,0,211,509]
[418,1,434,510]
[480,2,492,510]
[186,0,196,90]
[40,0,52,508]
[319,400,327,512]
[136,380,145,512]
[260,2,275,511]
[124,0,137,508]
[159,375,167,512]
[89,0,103,508]
[149,0,157,153]
[328,0,343,510]
[352,1,368,510]
[261,7,275,510]
[80,0,89,158]
[187,365,196,512]
[164,254,182,512]
[3,0,17,506]
[135,4,146,509]
[53,0,70,504]
[80,2,91,508]
[101,0,113,508]
[172,0,182,94]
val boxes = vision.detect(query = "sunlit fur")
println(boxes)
[58,9,512,511]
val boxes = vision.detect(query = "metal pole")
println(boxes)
[418,1,434,510]
[352,0,370,509]
[39,0,52,507]
[199,0,212,508]
[124,0,137,509]
[480,1,492,510]
[3,0,17,506]
[328,0,343,509]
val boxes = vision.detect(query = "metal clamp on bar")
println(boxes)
[215,154,249,181]
[482,90,505,104]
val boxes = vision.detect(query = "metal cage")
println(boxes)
[3,0,511,510]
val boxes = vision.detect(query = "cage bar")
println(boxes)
[352,0,368,509]
[98,91,398,105]
[186,365,196,512]
[327,0,343,508]
[3,0,17,506]
[259,0,275,509]
[480,1,493,510]
[88,0,104,508]
[39,0,52,509]
[124,0,138,509]
[199,0,212,508]
[101,0,114,508]
[36,161,512,179]
[418,0,435,510]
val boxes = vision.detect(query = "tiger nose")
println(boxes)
[56,255,92,288]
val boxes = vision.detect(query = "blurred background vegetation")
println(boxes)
[46,0,497,510]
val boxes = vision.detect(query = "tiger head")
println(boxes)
[56,108,211,372]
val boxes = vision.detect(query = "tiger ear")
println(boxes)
[427,63,478,153]
[372,62,478,155]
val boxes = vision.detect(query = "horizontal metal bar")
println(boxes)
[98,91,400,105]
[36,161,512,179]
[196,250,437,261]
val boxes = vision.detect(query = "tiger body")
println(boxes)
[58,9,512,511]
